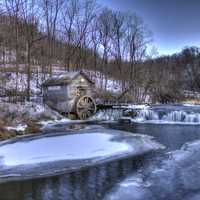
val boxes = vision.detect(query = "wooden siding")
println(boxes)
[43,74,95,114]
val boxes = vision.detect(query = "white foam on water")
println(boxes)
[133,109,200,125]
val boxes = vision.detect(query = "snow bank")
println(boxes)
[125,104,150,110]
[0,102,64,126]
[0,129,163,182]
[39,118,72,127]
[6,124,27,132]
[183,104,199,107]
[0,102,70,136]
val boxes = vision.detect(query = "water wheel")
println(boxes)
[76,96,96,120]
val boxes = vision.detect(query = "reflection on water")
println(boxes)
[0,155,147,200]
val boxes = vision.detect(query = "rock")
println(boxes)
[25,120,41,134]
[123,109,137,118]
[0,130,16,140]
[0,120,16,140]
[118,117,132,123]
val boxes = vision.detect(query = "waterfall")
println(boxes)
[162,111,186,122]
[184,113,200,123]
[134,109,159,122]
[163,111,200,123]
[91,106,200,124]
[91,109,123,121]
[134,108,200,124]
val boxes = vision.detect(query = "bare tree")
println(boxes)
[91,17,101,74]
[3,0,21,101]
[61,0,80,71]
[20,0,44,101]
[125,13,152,101]
[41,0,64,75]
[98,8,113,90]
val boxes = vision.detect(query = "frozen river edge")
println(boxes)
[0,128,164,183]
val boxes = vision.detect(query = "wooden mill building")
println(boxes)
[42,71,96,119]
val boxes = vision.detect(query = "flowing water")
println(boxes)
[133,105,200,124]
[0,155,149,200]
[1,105,200,200]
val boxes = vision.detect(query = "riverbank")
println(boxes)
[0,102,69,140]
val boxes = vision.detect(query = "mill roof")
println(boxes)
[42,71,94,87]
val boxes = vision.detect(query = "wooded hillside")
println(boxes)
[0,0,199,103]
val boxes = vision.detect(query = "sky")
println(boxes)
[98,0,200,56]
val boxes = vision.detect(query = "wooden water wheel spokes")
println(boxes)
[76,96,96,120]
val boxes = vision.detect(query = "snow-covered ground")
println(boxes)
[0,68,123,98]
[39,118,72,127]
[83,70,122,93]
[6,124,27,132]
[124,104,150,110]
[0,71,44,95]
[0,102,66,134]
[0,129,163,182]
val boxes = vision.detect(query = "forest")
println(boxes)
[0,0,200,103]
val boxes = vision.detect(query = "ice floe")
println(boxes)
[0,129,163,182]
[0,133,132,166]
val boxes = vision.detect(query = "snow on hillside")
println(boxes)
[0,68,122,98]
[0,102,64,126]
[83,70,122,93]
[1,71,47,95]
[0,50,16,63]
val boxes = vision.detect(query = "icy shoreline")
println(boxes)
[0,128,164,183]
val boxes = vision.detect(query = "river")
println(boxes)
[1,105,200,200]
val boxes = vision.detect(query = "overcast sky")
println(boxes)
[98,0,200,55]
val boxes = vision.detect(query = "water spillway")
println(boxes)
[134,105,200,124]
[92,105,200,124]
[91,109,124,121]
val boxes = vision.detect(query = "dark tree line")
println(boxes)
[142,47,200,103]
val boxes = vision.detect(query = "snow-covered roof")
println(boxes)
[42,71,94,86]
